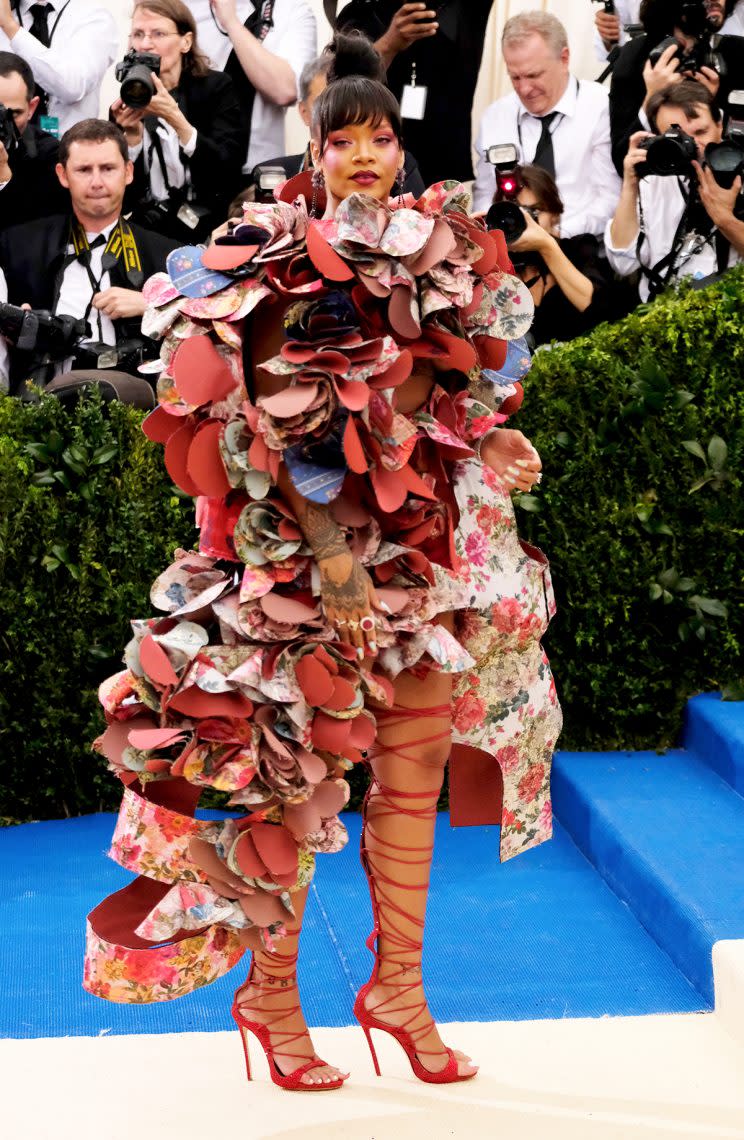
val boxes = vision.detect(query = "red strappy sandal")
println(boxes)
[231,949,349,1091]
[353,704,478,1085]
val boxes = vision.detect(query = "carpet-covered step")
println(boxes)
[684,692,744,797]
[552,749,744,1005]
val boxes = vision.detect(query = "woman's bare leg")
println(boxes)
[234,887,348,1086]
[361,634,478,1078]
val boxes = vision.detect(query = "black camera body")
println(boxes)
[115,49,161,110]
[484,143,528,244]
[0,301,87,359]
[638,125,698,178]
[705,90,744,217]
[0,101,19,154]
[649,0,727,80]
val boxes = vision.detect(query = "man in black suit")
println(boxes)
[0,118,179,399]
[0,50,67,229]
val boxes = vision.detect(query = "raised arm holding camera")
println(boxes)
[0,118,179,400]
[592,0,643,61]
[606,79,744,299]
[609,0,744,174]
[0,0,117,138]
[111,0,247,243]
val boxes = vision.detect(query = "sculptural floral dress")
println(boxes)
[84,178,562,1003]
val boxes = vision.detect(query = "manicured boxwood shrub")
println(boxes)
[0,392,195,823]
[517,269,743,750]
[1,270,741,821]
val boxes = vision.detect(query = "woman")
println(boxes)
[491,164,618,347]
[250,41,425,201]
[85,34,560,1091]
[111,0,247,241]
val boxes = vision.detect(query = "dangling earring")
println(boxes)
[311,167,325,218]
[395,167,405,201]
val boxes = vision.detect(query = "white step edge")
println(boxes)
[713,938,744,1052]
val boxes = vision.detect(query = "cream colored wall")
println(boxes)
[99,1,602,155]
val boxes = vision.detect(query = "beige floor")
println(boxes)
[3,1010,744,1140]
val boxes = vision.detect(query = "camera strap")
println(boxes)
[143,115,189,201]
[638,177,715,298]
[52,218,144,340]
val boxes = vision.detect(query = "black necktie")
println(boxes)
[28,3,52,47]
[533,111,560,179]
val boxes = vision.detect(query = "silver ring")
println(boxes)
[534,473,543,485]
[334,618,349,628]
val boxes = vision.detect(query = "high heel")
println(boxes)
[231,950,348,1092]
[353,704,478,1085]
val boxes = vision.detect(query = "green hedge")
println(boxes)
[518,269,744,750]
[1,271,742,821]
[0,392,195,823]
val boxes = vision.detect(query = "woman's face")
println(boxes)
[312,117,404,211]
[129,7,192,84]
[517,187,560,236]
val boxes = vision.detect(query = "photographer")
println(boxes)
[0,51,67,230]
[0,119,179,399]
[489,164,619,347]
[609,0,744,174]
[605,80,744,300]
[593,1,642,60]
[0,1,117,138]
[472,12,621,237]
[111,0,247,243]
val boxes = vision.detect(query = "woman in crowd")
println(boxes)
[111,0,247,241]
[491,164,619,347]
[85,33,560,1092]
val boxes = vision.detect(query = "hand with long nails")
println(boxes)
[480,428,542,493]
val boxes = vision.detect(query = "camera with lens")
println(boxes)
[115,49,161,110]
[484,143,528,245]
[251,163,288,203]
[637,124,698,177]
[705,90,744,216]
[649,1,726,79]
[0,301,86,359]
[0,101,19,154]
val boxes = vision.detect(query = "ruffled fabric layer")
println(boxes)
[84,181,542,1004]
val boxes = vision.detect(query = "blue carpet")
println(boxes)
[0,808,704,1039]
[553,748,744,1004]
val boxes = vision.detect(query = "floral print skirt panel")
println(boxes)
[448,460,562,861]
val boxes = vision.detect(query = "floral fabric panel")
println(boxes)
[449,460,562,860]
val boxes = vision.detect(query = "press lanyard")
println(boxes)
[516,77,578,155]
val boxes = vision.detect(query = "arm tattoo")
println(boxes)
[296,500,349,560]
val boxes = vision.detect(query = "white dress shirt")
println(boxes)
[0,1,118,137]
[722,2,744,35]
[593,0,642,62]
[472,78,622,239]
[186,0,316,170]
[128,124,198,203]
[56,219,117,374]
[604,176,744,301]
[0,268,9,392]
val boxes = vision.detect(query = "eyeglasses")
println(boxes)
[130,29,180,43]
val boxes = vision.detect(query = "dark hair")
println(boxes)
[59,119,129,166]
[640,0,737,41]
[0,51,35,101]
[132,0,210,78]
[495,164,564,217]
[646,78,722,132]
[312,31,402,153]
